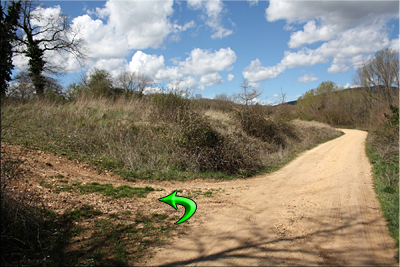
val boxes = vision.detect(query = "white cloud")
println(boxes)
[390,38,399,51]
[343,83,351,89]
[288,20,339,48]
[187,0,233,39]
[126,47,236,90]
[297,73,318,83]
[281,22,392,72]
[273,94,279,98]
[247,0,258,7]
[92,58,127,77]
[283,24,295,31]
[263,0,399,76]
[266,0,398,48]
[199,73,222,90]
[281,48,327,69]
[128,51,166,80]
[243,59,286,82]
[96,0,175,49]
[178,47,237,76]
[327,58,349,74]
[52,0,195,73]
[227,74,234,82]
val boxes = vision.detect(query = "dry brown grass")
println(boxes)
[1,95,341,180]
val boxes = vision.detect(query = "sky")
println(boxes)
[11,0,400,103]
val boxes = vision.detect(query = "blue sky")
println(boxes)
[12,0,399,103]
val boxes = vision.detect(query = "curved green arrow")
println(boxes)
[158,190,197,224]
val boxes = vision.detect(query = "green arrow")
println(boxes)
[158,190,197,224]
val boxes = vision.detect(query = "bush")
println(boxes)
[366,104,399,248]
[151,92,191,124]
[234,106,299,148]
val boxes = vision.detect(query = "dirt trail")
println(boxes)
[145,129,397,266]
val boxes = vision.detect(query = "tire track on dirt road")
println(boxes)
[145,129,397,266]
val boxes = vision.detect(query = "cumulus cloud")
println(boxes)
[199,73,222,90]
[297,73,318,83]
[178,47,237,76]
[243,59,286,82]
[61,0,194,72]
[262,0,399,77]
[187,0,233,39]
[128,52,166,81]
[281,22,392,73]
[266,0,398,47]
[227,73,234,82]
[93,58,127,76]
[126,47,237,90]
[288,20,339,48]
[243,16,394,83]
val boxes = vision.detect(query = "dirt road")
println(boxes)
[146,129,397,266]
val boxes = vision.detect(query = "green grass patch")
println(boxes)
[35,179,156,199]
[77,183,155,198]
[366,142,399,249]
[69,205,102,220]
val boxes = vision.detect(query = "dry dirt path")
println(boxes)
[145,129,397,266]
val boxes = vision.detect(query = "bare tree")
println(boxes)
[14,0,86,97]
[8,70,63,99]
[114,70,153,98]
[234,78,263,106]
[353,48,399,105]
[8,70,35,98]
[215,92,232,102]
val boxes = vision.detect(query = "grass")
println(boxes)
[36,177,156,199]
[1,96,342,181]
[77,183,155,198]
[364,105,399,261]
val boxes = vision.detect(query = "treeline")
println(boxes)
[295,48,399,128]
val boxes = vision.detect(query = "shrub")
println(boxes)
[234,106,299,148]
[151,92,191,124]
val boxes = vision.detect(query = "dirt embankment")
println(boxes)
[146,129,398,266]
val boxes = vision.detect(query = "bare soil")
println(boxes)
[3,129,397,266]
[145,129,398,266]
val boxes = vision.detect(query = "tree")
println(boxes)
[234,78,262,106]
[15,0,85,97]
[215,92,231,102]
[353,48,399,105]
[8,70,64,99]
[0,1,21,97]
[7,70,35,98]
[84,68,114,97]
[114,70,152,98]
